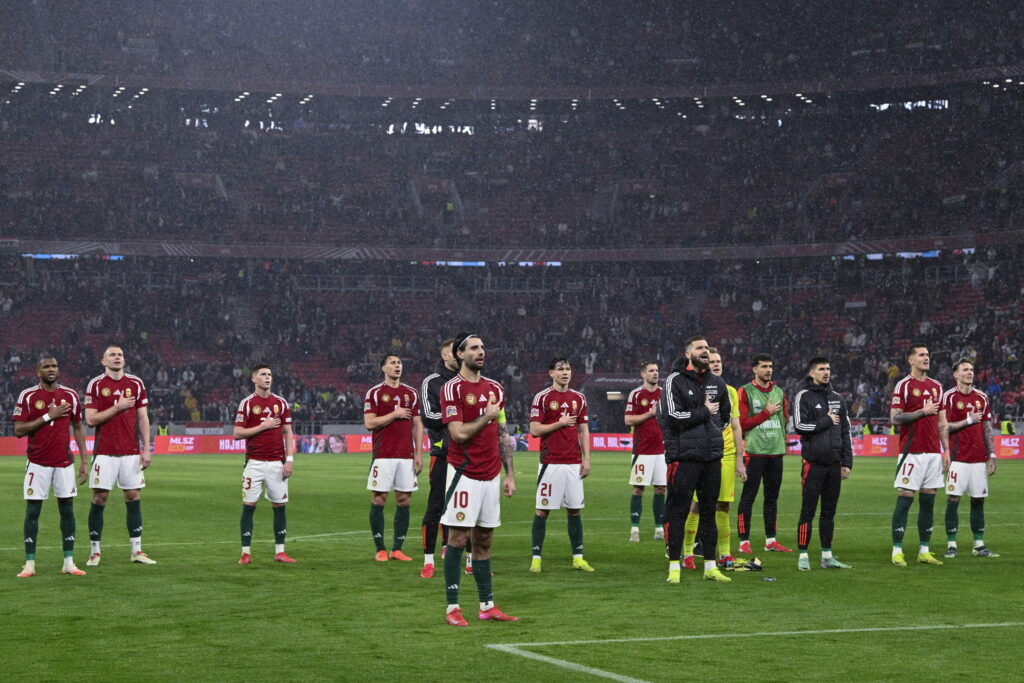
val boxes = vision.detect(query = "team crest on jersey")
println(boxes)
[382,394,391,402]
[572,400,578,411]
[541,498,549,506]
[548,400,559,411]
[455,512,466,522]
[101,387,112,397]
[253,405,262,414]
[34,400,45,410]
[60,399,67,405]
[957,401,965,410]
[912,388,921,397]
[640,398,649,406]
[466,393,477,406]
[902,477,910,484]
[273,404,280,414]
[125,388,132,397]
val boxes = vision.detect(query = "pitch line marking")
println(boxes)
[488,622,1024,652]
[487,623,1024,681]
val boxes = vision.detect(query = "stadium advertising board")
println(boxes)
[0,434,1021,457]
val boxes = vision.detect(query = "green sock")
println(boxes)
[917,492,935,546]
[241,505,255,547]
[58,500,75,555]
[393,505,410,551]
[892,496,913,546]
[473,558,493,604]
[652,493,665,526]
[970,499,985,540]
[444,545,463,606]
[630,494,642,527]
[945,499,960,542]
[272,505,287,545]
[88,502,105,542]
[24,500,42,559]
[716,510,731,558]
[125,499,142,539]
[370,504,386,551]
[567,515,584,555]
[531,515,547,555]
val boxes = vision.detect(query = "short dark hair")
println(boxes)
[752,353,773,367]
[807,356,830,372]
[708,347,720,355]
[251,364,271,375]
[548,357,570,370]
[452,331,480,366]
[379,353,400,368]
[36,354,57,367]
[953,357,974,372]
[640,360,658,370]
[684,335,706,350]
[440,338,455,353]
[907,344,928,360]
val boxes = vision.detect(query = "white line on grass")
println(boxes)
[486,623,1024,682]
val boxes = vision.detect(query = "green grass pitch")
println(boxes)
[2,453,1021,681]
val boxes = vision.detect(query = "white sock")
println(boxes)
[919,545,929,555]
[23,559,36,570]
[480,601,494,611]
[63,556,74,569]
[572,553,583,560]
[704,560,717,571]
[892,546,902,557]
[446,604,460,614]
[799,551,809,560]
[532,554,542,561]
[669,561,680,571]
[465,555,473,567]
[130,537,142,554]
[275,544,285,554]
[424,553,434,566]
[91,541,101,555]
[948,541,957,549]
[242,546,251,555]
[974,540,985,549]
[821,550,833,560]
[766,537,776,545]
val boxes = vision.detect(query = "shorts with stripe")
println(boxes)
[440,465,501,528]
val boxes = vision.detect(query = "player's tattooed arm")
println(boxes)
[890,408,927,425]
[982,420,994,455]
[498,424,513,475]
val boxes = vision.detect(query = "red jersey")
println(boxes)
[441,374,505,481]
[235,392,292,461]
[891,375,943,454]
[364,382,420,459]
[530,386,588,465]
[12,384,81,467]
[85,373,148,456]
[941,387,991,463]
[626,385,663,456]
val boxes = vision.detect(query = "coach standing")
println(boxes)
[660,336,732,584]
[792,356,853,571]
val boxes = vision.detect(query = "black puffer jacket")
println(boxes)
[659,358,729,463]
[791,376,853,468]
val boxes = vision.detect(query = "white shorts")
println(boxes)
[440,465,501,529]
[893,452,944,492]
[25,462,78,500]
[366,458,418,493]
[243,459,289,504]
[536,463,585,510]
[91,454,146,491]
[945,461,989,498]
[629,454,667,487]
